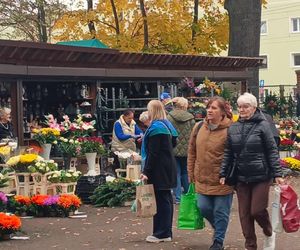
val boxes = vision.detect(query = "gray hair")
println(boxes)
[237,92,258,108]
[139,111,149,123]
[0,107,11,118]
[173,97,188,110]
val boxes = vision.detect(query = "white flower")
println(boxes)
[63,138,68,143]
[53,140,58,145]
[66,173,72,177]
[106,176,116,182]
[0,173,4,179]
[36,162,41,167]
[52,174,58,178]
[49,160,54,164]
[73,172,79,177]
[69,139,74,143]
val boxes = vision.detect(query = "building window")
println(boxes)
[261,21,267,34]
[291,18,300,32]
[259,55,268,69]
[292,54,300,66]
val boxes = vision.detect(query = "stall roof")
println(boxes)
[0,39,262,71]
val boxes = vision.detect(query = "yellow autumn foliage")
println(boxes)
[52,0,229,55]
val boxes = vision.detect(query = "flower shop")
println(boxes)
[0,39,263,240]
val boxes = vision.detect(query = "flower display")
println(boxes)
[6,154,43,172]
[27,159,58,174]
[78,137,106,155]
[0,146,11,159]
[57,137,81,157]
[7,195,32,216]
[32,127,60,144]
[58,194,81,209]
[188,101,207,119]
[31,194,50,206]
[263,94,279,117]
[58,114,95,138]
[0,212,21,235]
[282,157,300,171]
[48,169,81,183]
[279,138,296,151]
[194,77,222,96]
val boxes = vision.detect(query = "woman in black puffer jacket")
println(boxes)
[220,93,284,250]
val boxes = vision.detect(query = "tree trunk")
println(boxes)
[225,0,261,98]
[37,0,47,42]
[87,0,96,38]
[192,0,199,41]
[139,0,149,51]
[110,0,120,36]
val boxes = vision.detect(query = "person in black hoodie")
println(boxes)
[220,93,284,250]
[0,107,14,140]
[141,100,178,243]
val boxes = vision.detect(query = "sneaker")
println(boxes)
[146,235,172,243]
[263,233,276,250]
[209,240,224,250]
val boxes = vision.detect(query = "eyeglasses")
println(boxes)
[237,104,252,110]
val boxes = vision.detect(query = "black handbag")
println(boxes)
[225,123,258,186]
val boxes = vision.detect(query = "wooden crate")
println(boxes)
[54,182,77,195]
[15,173,34,196]
[31,172,56,195]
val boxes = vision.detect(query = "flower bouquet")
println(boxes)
[57,137,81,157]
[194,77,222,97]
[27,159,58,174]
[78,137,106,155]
[7,195,32,216]
[59,114,96,138]
[279,138,296,151]
[48,170,81,183]
[0,212,21,239]
[6,154,43,172]
[0,192,7,212]
[32,128,60,145]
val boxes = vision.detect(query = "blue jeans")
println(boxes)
[173,157,189,202]
[197,193,233,244]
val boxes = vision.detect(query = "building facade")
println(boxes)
[259,0,300,87]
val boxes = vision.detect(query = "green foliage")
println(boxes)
[90,178,136,207]
[263,94,280,117]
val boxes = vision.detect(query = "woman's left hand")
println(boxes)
[140,174,148,181]
[220,177,225,185]
[275,177,285,185]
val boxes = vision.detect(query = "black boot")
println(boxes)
[209,240,224,250]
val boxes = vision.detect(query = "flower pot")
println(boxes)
[279,150,292,159]
[40,143,52,160]
[85,152,97,176]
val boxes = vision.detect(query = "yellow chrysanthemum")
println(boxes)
[283,157,300,171]
[0,146,11,156]
[6,155,20,166]
[19,154,38,164]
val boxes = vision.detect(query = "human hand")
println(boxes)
[220,177,225,185]
[140,174,148,181]
[275,177,285,185]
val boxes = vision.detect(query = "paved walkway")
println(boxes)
[1,178,299,250]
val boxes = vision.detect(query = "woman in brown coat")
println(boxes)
[187,97,233,250]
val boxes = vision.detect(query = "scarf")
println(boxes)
[141,119,178,170]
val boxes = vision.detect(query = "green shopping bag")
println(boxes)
[177,183,205,230]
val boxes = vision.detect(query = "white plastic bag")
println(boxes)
[271,186,283,233]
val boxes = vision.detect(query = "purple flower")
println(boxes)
[0,191,8,204]
[43,195,59,206]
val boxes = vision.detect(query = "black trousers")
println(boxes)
[153,189,174,239]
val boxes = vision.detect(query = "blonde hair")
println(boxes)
[237,92,258,108]
[139,111,149,123]
[147,100,167,120]
[173,97,188,110]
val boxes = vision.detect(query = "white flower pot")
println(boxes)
[85,152,97,176]
[279,150,291,159]
[40,143,52,160]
